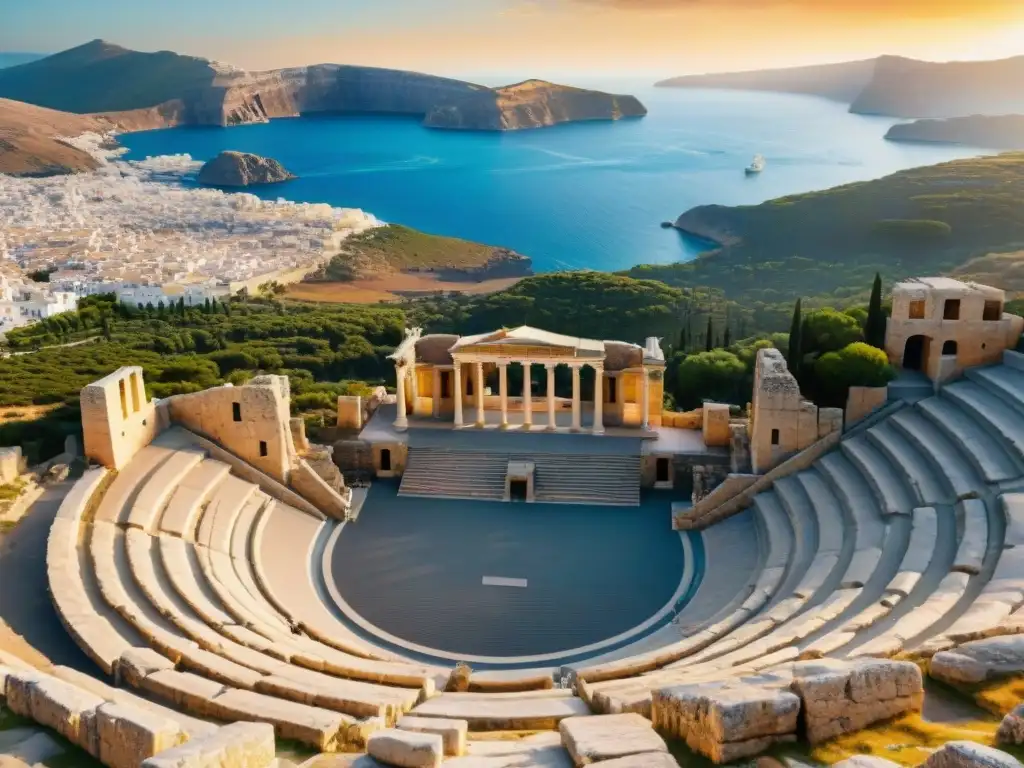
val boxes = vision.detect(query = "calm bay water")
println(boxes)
[118,85,987,272]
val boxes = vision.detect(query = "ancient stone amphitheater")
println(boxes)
[5,290,1024,768]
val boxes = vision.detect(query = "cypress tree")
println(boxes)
[787,298,803,373]
[678,327,687,353]
[865,272,886,349]
[705,315,714,352]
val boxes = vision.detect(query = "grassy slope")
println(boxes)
[314,224,524,281]
[626,153,1024,305]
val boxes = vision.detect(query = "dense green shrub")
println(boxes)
[814,342,896,407]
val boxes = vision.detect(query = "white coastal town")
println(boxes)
[0,132,382,334]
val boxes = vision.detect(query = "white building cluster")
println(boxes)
[0,274,78,333]
[0,132,383,319]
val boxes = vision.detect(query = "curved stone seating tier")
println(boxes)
[890,408,986,500]
[866,421,948,507]
[409,690,591,731]
[157,459,232,539]
[915,397,1022,485]
[841,434,918,515]
[126,450,206,532]
[196,477,259,553]
[251,500,452,691]
[943,381,1024,465]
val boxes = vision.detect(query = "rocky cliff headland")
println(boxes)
[0,40,646,133]
[885,115,1024,150]
[658,54,1024,120]
[197,151,296,187]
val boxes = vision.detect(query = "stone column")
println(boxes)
[571,364,582,432]
[475,361,485,427]
[432,368,441,418]
[592,365,605,435]
[641,367,651,430]
[546,363,557,431]
[394,363,408,431]
[523,361,533,428]
[453,363,463,428]
[409,364,419,418]
[499,362,509,429]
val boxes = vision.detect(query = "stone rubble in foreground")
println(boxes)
[0,132,382,295]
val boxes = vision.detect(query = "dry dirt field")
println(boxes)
[286,274,523,304]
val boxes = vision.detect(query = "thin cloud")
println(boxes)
[568,0,1022,17]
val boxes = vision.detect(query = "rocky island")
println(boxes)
[886,115,1024,150]
[197,151,296,187]
[0,40,646,133]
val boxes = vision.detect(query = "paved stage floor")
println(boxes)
[328,482,692,661]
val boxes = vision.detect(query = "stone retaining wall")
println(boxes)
[674,429,842,531]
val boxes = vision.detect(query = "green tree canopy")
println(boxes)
[814,342,896,407]
[675,350,747,410]
[802,309,864,356]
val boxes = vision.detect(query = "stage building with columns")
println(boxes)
[355,326,731,505]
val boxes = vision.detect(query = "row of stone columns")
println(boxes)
[450,359,607,434]
[396,359,651,434]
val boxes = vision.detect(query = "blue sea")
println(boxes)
[118,84,988,273]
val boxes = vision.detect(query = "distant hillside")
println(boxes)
[0,40,646,132]
[626,153,1024,304]
[850,55,1024,118]
[0,98,110,176]
[655,59,877,102]
[0,53,46,69]
[658,54,1024,120]
[886,115,1024,150]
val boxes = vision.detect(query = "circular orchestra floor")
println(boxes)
[326,482,696,664]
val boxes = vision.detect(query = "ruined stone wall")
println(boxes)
[0,446,26,483]
[702,403,731,448]
[749,349,839,475]
[165,376,294,483]
[886,280,1024,380]
[332,439,374,478]
[845,386,889,428]
[81,367,160,470]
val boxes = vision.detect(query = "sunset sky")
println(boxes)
[3,0,1024,79]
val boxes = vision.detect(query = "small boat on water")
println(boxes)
[745,154,766,175]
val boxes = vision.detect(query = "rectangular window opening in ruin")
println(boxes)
[771,428,780,446]
[118,379,128,420]
[983,300,1003,321]
[909,300,926,320]
[608,377,617,404]
[259,440,268,457]
[129,372,141,413]
[232,402,242,422]
[943,299,960,320]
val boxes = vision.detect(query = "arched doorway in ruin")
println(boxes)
[903,335,929,371]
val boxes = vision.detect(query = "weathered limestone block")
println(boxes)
[559,713,668,766]
[790,659,923,744]
[366,729,442,768]
[931,636,1024,685]
[651,683,800,763]
[23,673,106,756]
[833,757,902,768]
[998,704,1024,745]
[142,722,275,768]
[97,702,188,768]
[210,689,351,752]
[119,648,176,689]
[923,741,1023,768]
[396,715,467,757]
